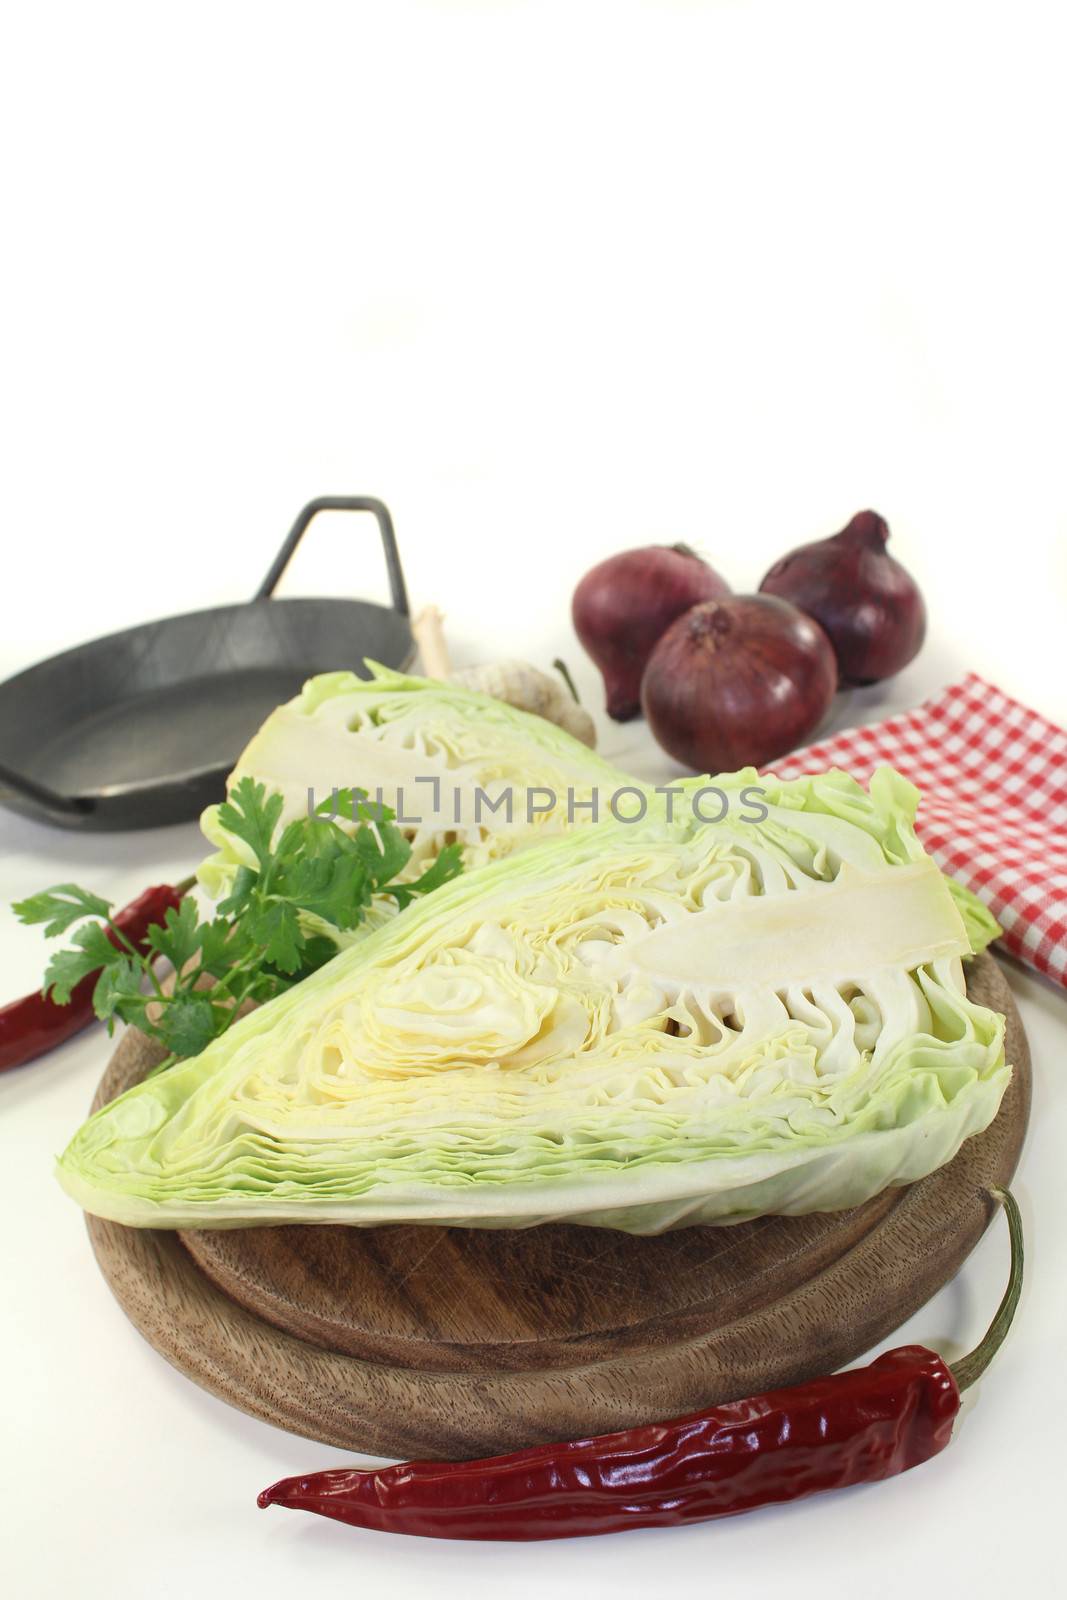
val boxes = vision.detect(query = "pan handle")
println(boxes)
[0,760,95,818]
[255,496,410,616]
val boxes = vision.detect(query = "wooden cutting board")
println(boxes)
[85,952,1029,1460]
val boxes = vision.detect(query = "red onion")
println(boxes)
[573,545,731,721]
[641,595,838,772]
[759,510,926,686]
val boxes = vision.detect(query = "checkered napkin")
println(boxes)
[769,674,1067,989]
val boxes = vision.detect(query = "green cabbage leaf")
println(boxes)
[58,766,1010,1233]
[945,876,1002,957]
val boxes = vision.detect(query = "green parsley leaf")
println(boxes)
[389,842,465,909]
[196,917,243,979]
[41,946,106,1005]
[216,777,284,871]
[275,839,372,933]
[355,816,412,890]
[315,787,380,824]
[92,956,152,1032]
[157,995,221,1058]
[295,934,342,976]
[243,898,304,974]
[145,897,203,974]
[216,864,258,920]
[41,921,123,1002]
[13,883,113,938]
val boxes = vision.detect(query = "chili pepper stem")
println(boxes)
[950,1187,1024,1393]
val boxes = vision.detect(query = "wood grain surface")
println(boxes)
[85,952,1030,1459]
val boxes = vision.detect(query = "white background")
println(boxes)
[1,3,1065,1597]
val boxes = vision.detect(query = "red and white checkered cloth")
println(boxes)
[770,674,1067,990]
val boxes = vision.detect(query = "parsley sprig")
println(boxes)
[14,778,462,1068]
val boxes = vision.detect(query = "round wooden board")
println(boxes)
[85,952,1029,1460]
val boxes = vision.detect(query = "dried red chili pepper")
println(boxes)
[259,1187,1023,1541]
[0,882,185,1073]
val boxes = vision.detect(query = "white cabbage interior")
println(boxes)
[252,831,970,1121]
[60,774,1010,1233]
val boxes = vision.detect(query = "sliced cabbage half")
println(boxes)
[59,767,1010,1233]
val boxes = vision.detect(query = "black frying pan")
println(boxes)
[0,496,413,832]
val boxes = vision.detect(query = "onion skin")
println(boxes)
[573,545,731,721]
[641,595,838,772]
[759,511,926,686]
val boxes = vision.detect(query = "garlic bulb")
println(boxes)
[412,607,597,747]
